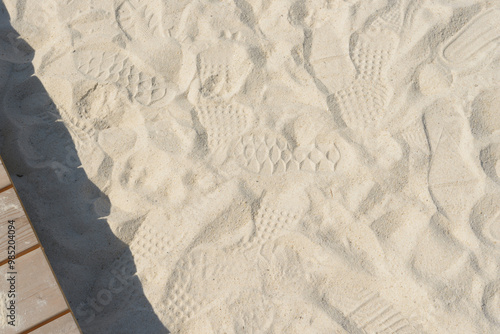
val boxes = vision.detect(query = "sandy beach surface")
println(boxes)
[1,0,500,333]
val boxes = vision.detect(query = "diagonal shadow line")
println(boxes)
[0,2,168,333]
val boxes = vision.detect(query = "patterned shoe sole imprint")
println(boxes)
[293,143,340,173]
[98,253,141,305]
[116,0,164,40]
[163,249,229,329]
[59,107,97,148]
[442,8,500,68]
[232,131,292,175]
[74,47,170,106]
[232,132,339,175]
[163,253,208,328]
[197,41,253,100]
[164,282,205,329]
[337,288,419,334]
[196,98,254,152]
[130,222,183,273]
[350,32,397,82]
[332,79,390,130]
[376,0,408,33]
[254,203,303,243]
[232,194,306,253]
[400,119,429,154]
[336,24,397,130]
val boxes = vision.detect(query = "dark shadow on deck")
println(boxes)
[0,2,168,333]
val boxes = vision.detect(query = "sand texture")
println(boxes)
[0,0,500,333]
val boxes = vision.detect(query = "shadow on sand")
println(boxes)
[0,2,168,333]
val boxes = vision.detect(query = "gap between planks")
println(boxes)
[0,184,14,193]
[20,309,72,334]
[0,244,41,267]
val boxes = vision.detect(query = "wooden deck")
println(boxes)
[0,158,82,333]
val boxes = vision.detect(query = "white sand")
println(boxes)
[1,0,500,333]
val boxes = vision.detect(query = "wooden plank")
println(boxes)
[0,188,39,264]
[0,159,11,190]
[0,156,82,333]
[28,313,80,334]
[0,248,69,333]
